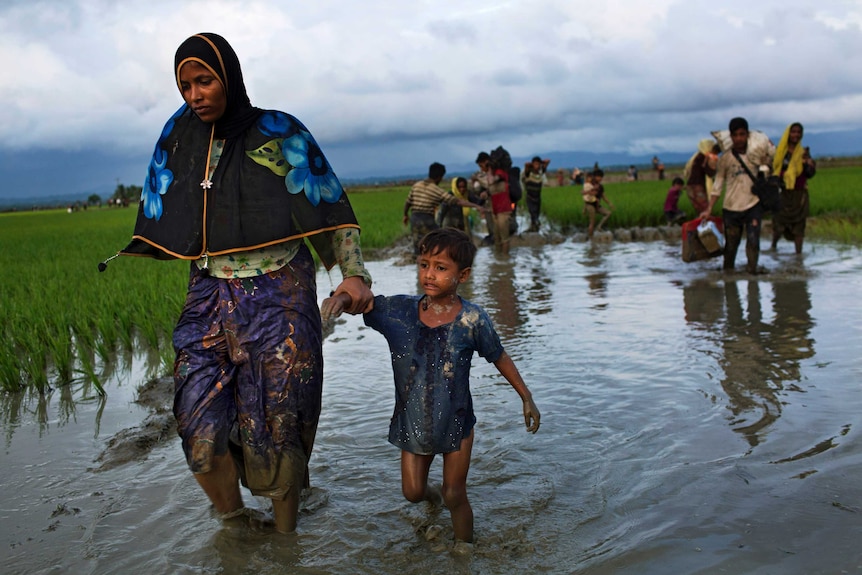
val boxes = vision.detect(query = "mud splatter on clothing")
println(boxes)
[173,244,322,500]
[364,295,503,455]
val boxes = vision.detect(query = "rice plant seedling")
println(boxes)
[1,166,859,392]
[0,208,187,392]
[345,186,410,249]
[540,166,862,236]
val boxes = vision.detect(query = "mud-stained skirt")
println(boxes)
[773,187,810,240]
[172,244,322,500]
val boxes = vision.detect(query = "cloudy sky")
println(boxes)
[2,0,861,199]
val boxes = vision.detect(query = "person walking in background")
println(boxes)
[652,156,665,180]
[404,162,483,254]
[470,152,496,246]
[320,228,540,548]
[582,168,614,238]
[664,177,687,224]
[521,156,550,232]
[477,154,514,254]
[684,139,719,214]
[627,165,638,181]
[571,166,584,185]
[770,122,816,254]
[700,117,774,274]
[117,32,374,534]
[438,176,475,231]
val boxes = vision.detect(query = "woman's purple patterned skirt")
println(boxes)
[172,244,322,500]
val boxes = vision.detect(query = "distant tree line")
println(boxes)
[79,183,142,209]
[104,183,142,207]
[76,183,142,210]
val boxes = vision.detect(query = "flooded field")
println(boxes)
[2,235,861,574]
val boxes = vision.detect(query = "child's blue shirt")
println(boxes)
[364,294,504,455]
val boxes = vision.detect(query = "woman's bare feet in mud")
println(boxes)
[219,506,276,529]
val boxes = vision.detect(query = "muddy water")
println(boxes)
[2,237,861,574]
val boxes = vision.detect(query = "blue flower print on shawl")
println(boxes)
[141,106,183,220]
[282,130,344,206]
[257,111,344,207]
[258,110,299,140]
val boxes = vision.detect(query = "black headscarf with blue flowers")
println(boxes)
[120,33,358,269]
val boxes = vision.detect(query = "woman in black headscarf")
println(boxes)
[117,33,373,533]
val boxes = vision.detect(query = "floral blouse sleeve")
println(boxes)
[332,227,372,287]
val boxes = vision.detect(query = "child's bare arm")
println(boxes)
[320,292,353,321]
[493,351,540,433]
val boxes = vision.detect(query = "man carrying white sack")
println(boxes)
[700,117,774,274]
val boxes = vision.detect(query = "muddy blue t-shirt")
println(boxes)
[364,294,504,455]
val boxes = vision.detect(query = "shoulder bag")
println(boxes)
[732,150,782,213]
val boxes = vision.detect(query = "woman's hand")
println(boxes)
[333,276,373,314]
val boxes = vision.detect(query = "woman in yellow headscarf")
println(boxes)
[770,122,816,254]
[683,138,719,214]
[438,176,473,231]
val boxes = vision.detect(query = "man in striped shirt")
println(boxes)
[404,162,484,254]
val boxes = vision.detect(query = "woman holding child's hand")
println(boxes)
[324,228,540,546]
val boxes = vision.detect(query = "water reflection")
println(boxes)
[522,247,554,316]
[0,382,109,446]
[0,342,161,444]
[684,279,815,447]
[580,243,610,304]
[472,254,526,340]
[2,241,861,574]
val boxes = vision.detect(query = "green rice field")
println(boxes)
[1,166,860,392]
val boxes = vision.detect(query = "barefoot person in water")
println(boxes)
[115,33,373,534]
[321,228,540,546]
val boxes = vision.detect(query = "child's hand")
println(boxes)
[523,397,541,433]
[320,295,348,321]
[332,277,372,314]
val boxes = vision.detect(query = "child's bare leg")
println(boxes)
[400,451,437,503]
[272,488,299,534]
[441,430,474,543]
[597,208,611,231]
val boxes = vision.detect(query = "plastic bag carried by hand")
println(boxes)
[682,216,725,262]
[697,218,725,253]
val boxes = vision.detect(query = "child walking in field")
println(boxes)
[664,176,687,224]
[582,168,614,238]
[321,228,541,547]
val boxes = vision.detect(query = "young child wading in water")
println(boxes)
[321,228,541,547]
